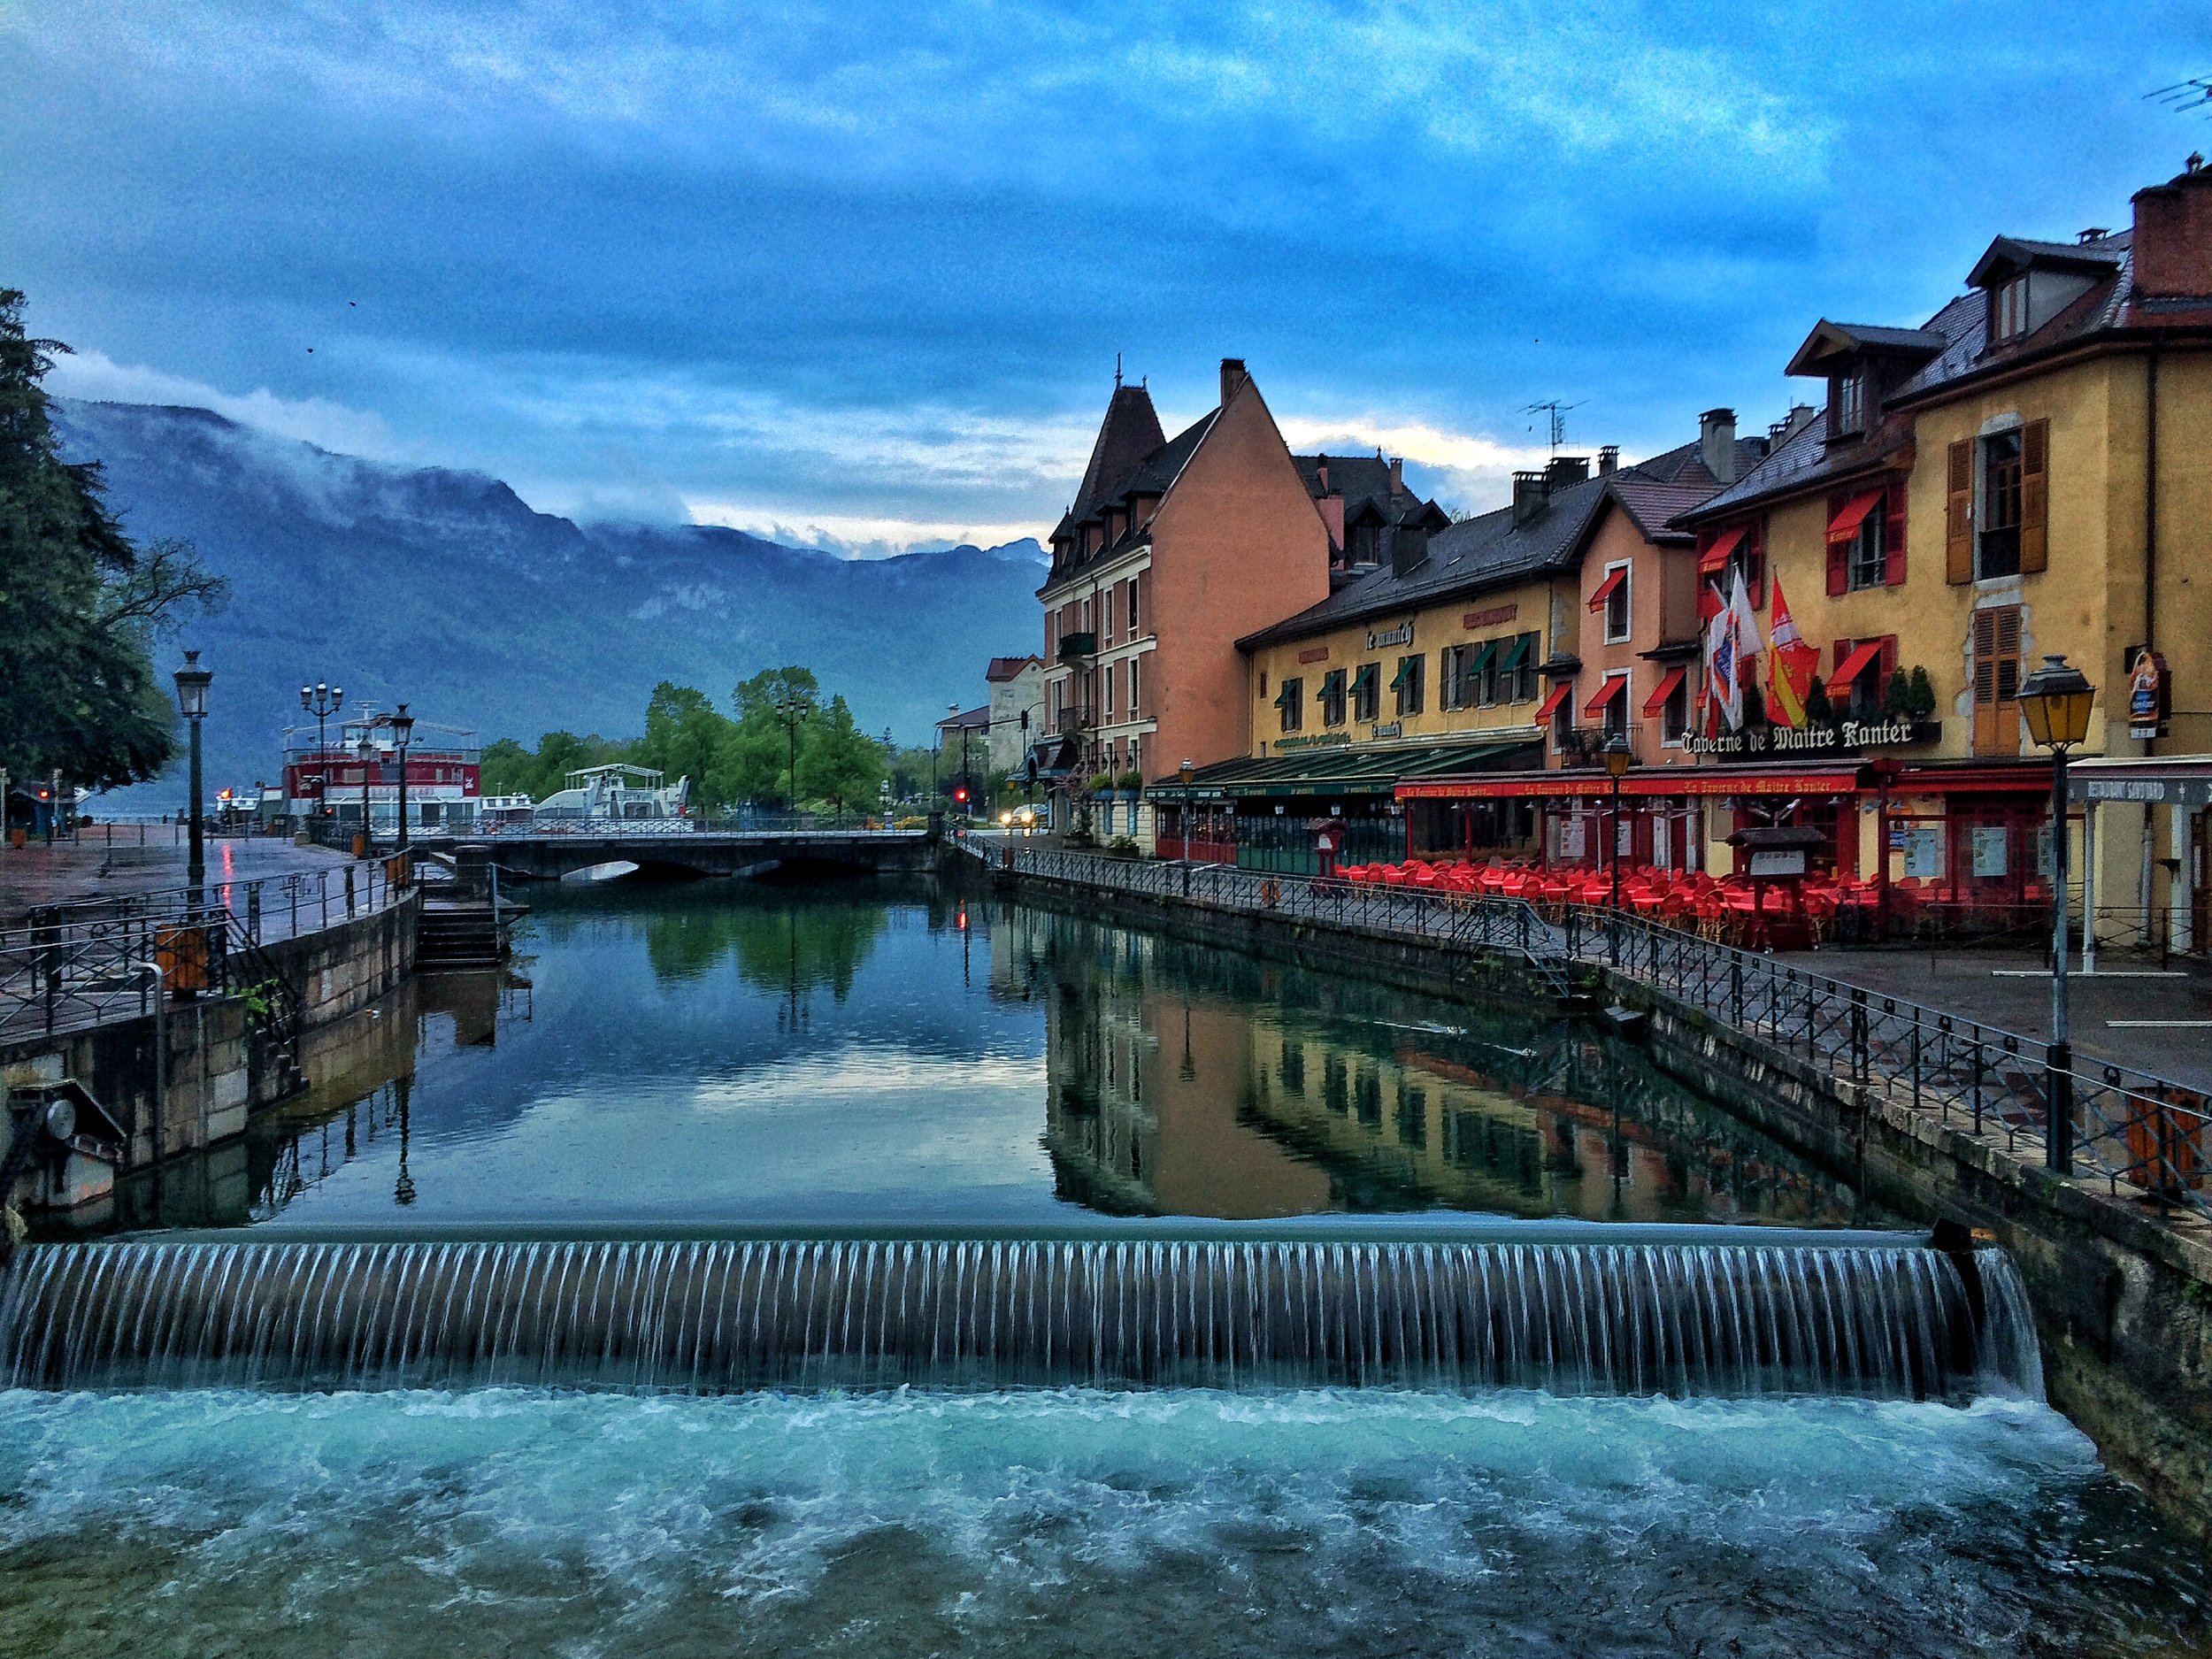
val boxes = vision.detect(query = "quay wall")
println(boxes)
[2,895,419,1172]
[967,858,2212,1545]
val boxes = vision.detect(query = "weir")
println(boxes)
[0,1234,2041,1400]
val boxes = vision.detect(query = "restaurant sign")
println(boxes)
[1365,620,1414,650]
[1686,716,1937,759]
[1274,733,1353,753]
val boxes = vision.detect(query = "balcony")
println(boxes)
[1056,632,1097,663]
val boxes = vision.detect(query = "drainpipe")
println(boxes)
[2134,346,2162,944]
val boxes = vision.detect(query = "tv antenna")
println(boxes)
[1521,399,1585,455]
[2148,75,2212,117]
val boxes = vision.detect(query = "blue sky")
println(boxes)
[4,3,2203,554]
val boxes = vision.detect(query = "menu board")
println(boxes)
[1970,826,2009,879]
[1901,826,1943,879]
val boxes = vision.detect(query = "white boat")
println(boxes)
[530,764,693,833]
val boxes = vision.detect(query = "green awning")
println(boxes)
[1349,663,1379,695]
[1273,680,1300,710]
[1466,640,1499,674]
[1387,657,1417,691]
[1316,669,1346,702]
[1497,634,1532,670]
[1144,738,1544,803]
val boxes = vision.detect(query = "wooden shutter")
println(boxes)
[1946,441,1973,584]
[1884,476,1908,587]
[1825,495,1849,596]
[1971,606,2022,755]
[1878,634,1899,703]
[1971,611,1998,751]
[2018,419,2048,573]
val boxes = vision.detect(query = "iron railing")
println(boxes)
[957,833,2212,1225]
[4,860,408,953]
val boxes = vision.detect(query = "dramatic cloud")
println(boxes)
[3,2,2198,549]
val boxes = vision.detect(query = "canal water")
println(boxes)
[4,882,2206,1655]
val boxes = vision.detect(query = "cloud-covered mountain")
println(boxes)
[54,400,1047,803]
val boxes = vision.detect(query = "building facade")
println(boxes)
[1035,360,1333,840]
[982,656,1043,774]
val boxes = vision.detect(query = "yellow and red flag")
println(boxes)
[1765,574,1820,727]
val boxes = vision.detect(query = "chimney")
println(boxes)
[2131,164,2212,300]
[1598,445,1619,475]
[1511,470,1549,528]
[1389,523,1430,578]
[1315,453,1331,495]
[1544,454,1589,489]
[1699,408,1738,484]
[1387,456,1404,493]
[1219,357,1248,405]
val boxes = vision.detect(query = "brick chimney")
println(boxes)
[2131,160,2212,299]
[1315,453,1331,495]
[1387,456,1404,493]
[1598,445,1619,475]
[1699,409,1738,484]
[1219,357,1248,405]
[1544,454,1589,489]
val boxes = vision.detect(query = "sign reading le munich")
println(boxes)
[1365,620,1414,651]
[1686,717,1932,758]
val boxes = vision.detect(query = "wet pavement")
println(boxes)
[0,833,352,925]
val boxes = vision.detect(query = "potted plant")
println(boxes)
[1116,769,1144,801]
[1087,772,1115,797]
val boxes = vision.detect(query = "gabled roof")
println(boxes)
[985,656,1041,682]
[1965,234,2128,288]
[1785,319,1948,377]
[1042,407,1221,592]
[937,704,990,732]
[1067,385,1164,525]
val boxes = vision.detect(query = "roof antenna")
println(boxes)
[1115,352,1123,388]
[1521,399,1585,456]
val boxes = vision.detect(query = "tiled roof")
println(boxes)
[1042,410,1218,592]
[984,656,1041,682]
[937,704,990,731]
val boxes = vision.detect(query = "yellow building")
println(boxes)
[1677,161,2212,947]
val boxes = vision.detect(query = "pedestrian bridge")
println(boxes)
[483,828,934,883]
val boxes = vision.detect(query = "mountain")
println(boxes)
[51,401,1048,803]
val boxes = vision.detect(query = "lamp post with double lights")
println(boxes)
[390,703,416,854]
[1603,734,1632,965]
[2019,653,2096,1176]
[173,651,212,906]
[767,681,815,817]
[301,681,343,833]
[357,730,376,855]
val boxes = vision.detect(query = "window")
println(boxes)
[1993,274,2030,342]
[1318,669,1348,726]
[1277,676,1304,734]
[1127,656,1140,714]
[1848,508,1886,591]
[1104,661,1116,717]
[1393,654,1424,717]
[1602,563,1632,642]
[1512,633,1541,702]
[1350,662,1380,722]
[1833,369,1865,435]
[1127,580,1140,637]
[1833,635,1898,723]
[1601,676,1629,740]
[1348,523,1380,565]
[1440,644,1471,711]
[1662,674,1689,741]
[1971,606,2022,756]
[1979,429,2023,579]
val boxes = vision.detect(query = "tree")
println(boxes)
[731,666,821,807]
[634,682,734,810]
[0,289,226,788]
[795,695,883,821]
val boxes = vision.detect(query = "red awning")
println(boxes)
[1583,675,1628,717]
[1399,765,1863,803]
[1534,681,1574,721]
[1825,490,1884,544]
[1586,567,1626,613]
[1641,666,1686,718]
[1697,526,1747,574]
[1828,641,1884,690]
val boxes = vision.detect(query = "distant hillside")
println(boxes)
[53,401,1047,803]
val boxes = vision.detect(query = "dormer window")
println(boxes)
[1348,522,1381,566]
[1993,274,2030,342]
[1832,368,1866,436]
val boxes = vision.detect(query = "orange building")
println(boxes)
[1034,359,1331,841]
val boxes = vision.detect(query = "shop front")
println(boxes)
[2070,757,2210,958]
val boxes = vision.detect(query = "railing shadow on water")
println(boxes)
[954,833,2212,1230]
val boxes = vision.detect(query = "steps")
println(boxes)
[417,901,505,969]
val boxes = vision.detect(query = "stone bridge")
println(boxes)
[481,829,936,883]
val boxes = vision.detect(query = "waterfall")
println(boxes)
[0,1238,2040,1400]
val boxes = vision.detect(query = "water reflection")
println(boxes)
[72,886,1865,1236]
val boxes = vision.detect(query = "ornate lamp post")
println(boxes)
[390,703,415,853]
[357,730,376,853]
[767,681,815,816]
[2020,654,2096,1176]
[301,680,343,832]
[173,651,212,906]
[1603,734,1632,964]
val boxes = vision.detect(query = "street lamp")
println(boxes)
[1603,734,1632,965]
[2020,653,2096,1176]
[389,703,415,853]
[357,729,376,853]
[301,680,343,833]
[767,681,815,817]
[173,651,212,905]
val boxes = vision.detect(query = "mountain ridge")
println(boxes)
[52,399,1048,803]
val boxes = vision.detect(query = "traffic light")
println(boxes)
[952,785,970,805]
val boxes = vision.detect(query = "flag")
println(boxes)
[1764,574,1819,728]
[1707,603,1741,732]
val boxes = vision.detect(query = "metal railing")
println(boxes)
[957,833,2212,1225]
[4,860,409,953]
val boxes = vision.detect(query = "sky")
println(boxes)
[4,3,2206,556]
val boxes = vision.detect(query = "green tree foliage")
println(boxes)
[0,289,226,787]
[795,695,884,820]
[479,731,626,801]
